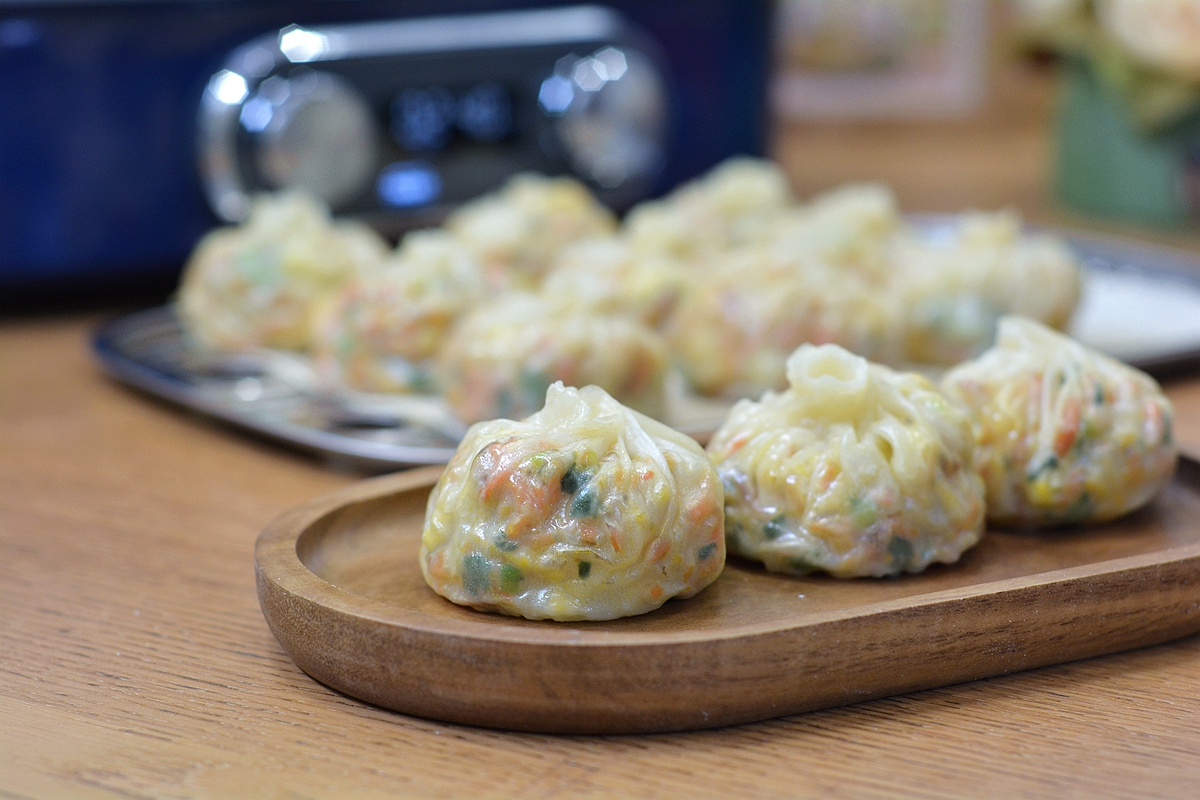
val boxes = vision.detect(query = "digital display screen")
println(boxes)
[390,82,513,153]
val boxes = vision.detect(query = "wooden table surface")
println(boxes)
[6,61,1200,798]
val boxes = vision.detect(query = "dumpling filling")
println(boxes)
[708,343,985,577]
[437,292,669,424]
[941,316,1177,525]
[421,383,725,620]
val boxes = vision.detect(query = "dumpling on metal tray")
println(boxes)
[444,173,617,288]
[177,192,388,352]
[313,230,486,394]
[437,292,669,425]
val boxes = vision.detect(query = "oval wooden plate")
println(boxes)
[256,460,1200,734]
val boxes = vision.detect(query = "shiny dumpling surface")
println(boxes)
[940,316,1177,525]
[437,292,669,424]
[313,230,486,393]
[444,173,616,287]
[707,343,985,577]
[891,211,1082,366]
[177,192,388,352]
[421,383,725,621]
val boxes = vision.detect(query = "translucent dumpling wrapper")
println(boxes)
[437,292,670,424]
[421,382,726,620]
[940,316,1177,526]
[444,173,616,287]
[892,211,1082,366]
[708,344,985,577]
[313,231,486,394]
[767,183,902,280]
[665,247,895,399]
[177,192,389,352]
[624,157,793,260]
[540,237,687,328]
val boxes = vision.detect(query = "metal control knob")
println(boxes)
[198,40,381,222]
[538,46,668,203]
[240,70,379,209]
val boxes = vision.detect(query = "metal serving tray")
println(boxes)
[92,226,1200,471]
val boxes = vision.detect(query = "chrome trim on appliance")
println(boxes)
[197,5,635,222]
[280,5,623,63]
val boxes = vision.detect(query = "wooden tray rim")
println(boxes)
[255,460,1200,647]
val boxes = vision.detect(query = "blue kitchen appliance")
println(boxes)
[0,0,771,308]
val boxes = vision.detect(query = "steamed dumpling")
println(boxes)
[437,292,669,424]
[421,382,725,620]
[177,192,388,351]
[313,230,485,394]
[540,237,687,327]
[444,173,616,287]
[624,157,792,259]
[708,343,985,577]
[768,183,901,280]
[941,316,1177,525]
[666,247,894,399]
[892,211,1082,366]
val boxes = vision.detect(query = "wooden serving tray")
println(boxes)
[255,459,1200,734]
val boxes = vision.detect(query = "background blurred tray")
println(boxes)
[254,458,1200,734]
[92,305,462,470]
[93,225,1200,470]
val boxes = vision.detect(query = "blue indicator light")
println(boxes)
[377,161,442,208]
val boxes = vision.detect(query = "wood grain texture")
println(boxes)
[256,466,1200,734]
[5,54,1200,795]
[4,315,1200,799]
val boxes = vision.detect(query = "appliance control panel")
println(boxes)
[198,5,670,225]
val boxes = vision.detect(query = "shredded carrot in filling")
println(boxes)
[421,383,726,621]
[648,539,670,562]
[1053,397,1082,458]
[941,317,1177,525]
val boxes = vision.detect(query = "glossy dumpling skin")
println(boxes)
[437,292,669,424]
[941,316,1177,526]
[313,231,486,394]
[892,211,1082,367]
[177,192,388,351]
[421,383,725,621]
[444,173,616,287]
[624,157,792,259]
[708,344,985,577]
[665,247,894,399]
[540,238,686,328]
